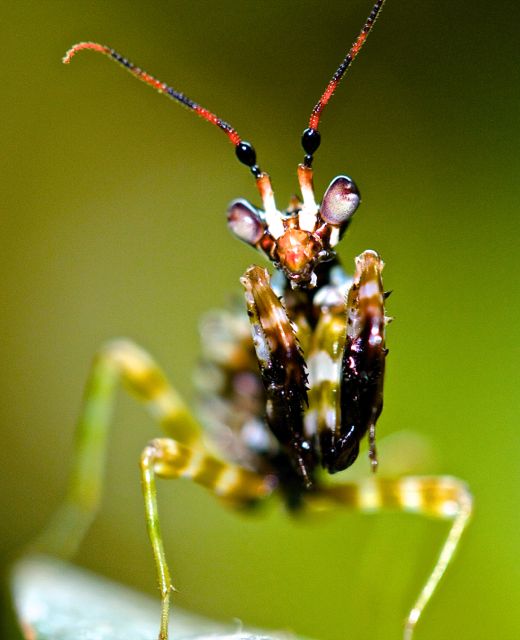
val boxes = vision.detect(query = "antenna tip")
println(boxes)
[62,42,108,65]
[62,47,76,64]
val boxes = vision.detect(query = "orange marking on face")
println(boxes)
[277,229,319,274]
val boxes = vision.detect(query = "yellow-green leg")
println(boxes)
[33,338,203,557]
[140,437,272,640]
[307,475,473,640]
[32,338,272,640]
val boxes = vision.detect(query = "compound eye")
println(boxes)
[227,199,265,245]
[320,175,360,226]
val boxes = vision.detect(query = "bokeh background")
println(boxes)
[1,1,518,639]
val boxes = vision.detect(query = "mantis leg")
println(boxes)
[307,475,473,640]
[32,338,272,640]
[33,338,204,558]
[140,437,271,640]
[241,265,314,488]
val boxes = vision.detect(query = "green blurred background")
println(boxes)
[1,1,518,639]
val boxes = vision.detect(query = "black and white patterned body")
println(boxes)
[197,174,388,507]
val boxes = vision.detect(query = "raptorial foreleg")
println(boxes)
[241,265,314,487]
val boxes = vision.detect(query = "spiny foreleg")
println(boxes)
[320,250,388,473]
[241,265,314,487]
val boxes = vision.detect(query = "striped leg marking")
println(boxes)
[33,339,203,558]
[140,438,272,640]
[308,475,473,640]
[241,265,314,486]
